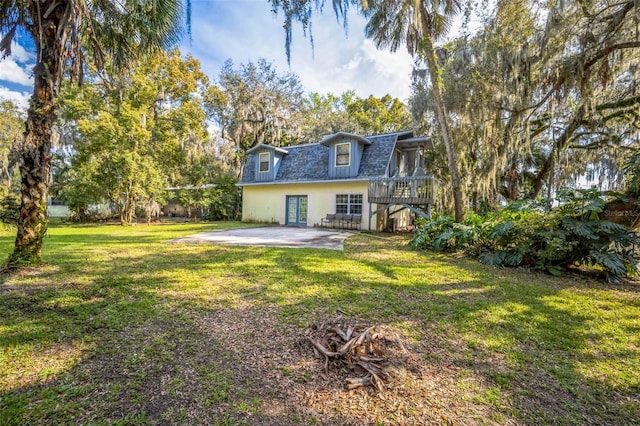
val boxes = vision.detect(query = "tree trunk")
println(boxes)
[422,35,465,222]
[531,105,585,198]
[6,3,65,268]
[7,96,54,266]
[119,192,136,225]
[506,160,519,201]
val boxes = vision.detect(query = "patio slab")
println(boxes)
[169,226,356,250]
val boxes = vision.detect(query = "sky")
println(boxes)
[0,0,421,111]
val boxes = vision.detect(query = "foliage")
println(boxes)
[58,49,216,224]
[345,94,412,135]
[211,58,305,171]
[298,91,412,142]
[409,212,484,252]
[211,58,414,175]
[411,189,640,280]
[411,0,640,207]
[0,100,23,196]
[623,149,640,196]
[0,0,184,267]
[0,194,20,226]
[204,174,242,221]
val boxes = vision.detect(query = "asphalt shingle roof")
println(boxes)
[358,133,397,177]
[275,143,329,182]
[242,155,256,183]
[240,132,403,184]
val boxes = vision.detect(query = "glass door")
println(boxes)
[286,196,308,226]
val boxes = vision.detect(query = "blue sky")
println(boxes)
[0,0,469,110]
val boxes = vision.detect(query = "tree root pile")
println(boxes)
[302,316,410,393]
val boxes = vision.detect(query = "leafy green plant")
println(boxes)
[203,174,242,221]
[411,211,486,252]
[411,189,640,280]
[0,194,19,225]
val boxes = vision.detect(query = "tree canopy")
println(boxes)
[411,0,640,209]
[0,100,23,196]
[58,49,220,224]
[1,0,184,267]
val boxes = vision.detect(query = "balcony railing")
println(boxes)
[368,176,438,205]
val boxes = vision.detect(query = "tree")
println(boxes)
[211,59,305,175]
[411,0,640,205]
[298,91,412,141]
[524,0,640,197]
[59,49,214,225]
[271,0,465,221]
[298,91,360,140]
[410,0,540,206]
[0,100,24,196]
[346,94,412,134]
[363,0,464,221]
[0,0,183,267]
[205,173,241,221]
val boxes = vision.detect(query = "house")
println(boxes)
[237,131,439,231]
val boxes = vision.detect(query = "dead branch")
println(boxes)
[302,316,410,393]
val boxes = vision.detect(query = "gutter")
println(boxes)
[236,177,374,187]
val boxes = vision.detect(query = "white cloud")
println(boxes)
[358,38,414,99]
[0,86,30,110]
[0,59,33,86]
[184,2,415,101]
[9,41,35,63]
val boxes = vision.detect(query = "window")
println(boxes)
[335,142,350,167]
[335,194,363,214]
[258,152,270,172]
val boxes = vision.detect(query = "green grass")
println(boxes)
[0,222,639,425]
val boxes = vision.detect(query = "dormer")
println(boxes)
[247,144,288,182]
[320,132,371,179]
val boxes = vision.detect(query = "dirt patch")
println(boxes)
[188,304,510,425]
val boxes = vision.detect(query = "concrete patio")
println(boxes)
[169,226,356,250]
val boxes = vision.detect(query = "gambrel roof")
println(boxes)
[239,131,427,185]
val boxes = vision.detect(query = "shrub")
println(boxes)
[203,174,241,221]
[410,211,486,253]
[411,189,640,281]
[0,194,20,226]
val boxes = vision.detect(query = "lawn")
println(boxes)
[0,221,638,425]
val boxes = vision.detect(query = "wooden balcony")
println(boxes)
[368,176,438,205]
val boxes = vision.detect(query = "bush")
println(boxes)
[0,195,20,226]
[411,189,640,281]
[410,211,486,253]
[203,174,241,221]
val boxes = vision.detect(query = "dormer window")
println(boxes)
[259,152,270,172]
[335,143,350,167]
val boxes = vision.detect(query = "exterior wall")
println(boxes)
[255,151,272,182]
[242,181,373,230]
[48,205,70,218]
[255,150,274,182]
[327,139,362,179]
[250,148,285,182]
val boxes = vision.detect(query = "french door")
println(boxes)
[286,195,308,226]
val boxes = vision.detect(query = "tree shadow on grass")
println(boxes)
[0,265,356,425]
[0,232,639,424]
